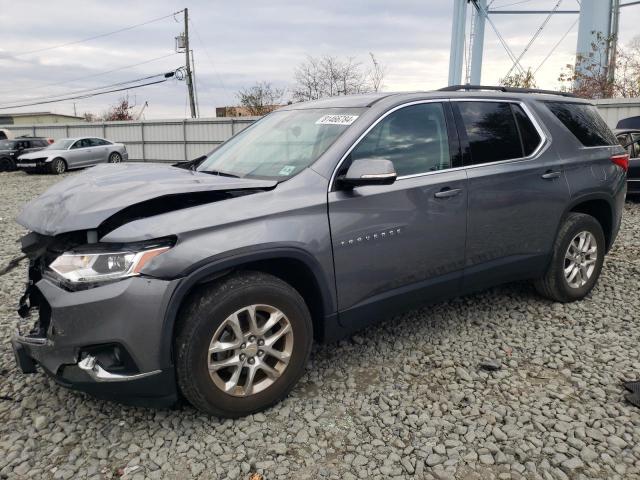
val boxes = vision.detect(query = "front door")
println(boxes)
[328,101,467,328]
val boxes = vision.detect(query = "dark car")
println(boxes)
[12,86,627,417]
[0,137,51,171]
[615,129,640,195]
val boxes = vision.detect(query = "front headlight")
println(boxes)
[49,246,170,284]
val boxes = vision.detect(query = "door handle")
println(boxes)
[541,170,561,180]
[434,188,462,198]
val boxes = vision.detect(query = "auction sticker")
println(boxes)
[316,114,359,126]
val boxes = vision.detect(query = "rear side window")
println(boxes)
[546,102,617,147]
[456,101,522,164]
[512,104,542,156]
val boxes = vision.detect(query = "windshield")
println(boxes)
[197,108,364,180]
[47,139,74,150]
[0,140,17,149]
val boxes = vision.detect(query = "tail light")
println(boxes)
[611,153,629,172]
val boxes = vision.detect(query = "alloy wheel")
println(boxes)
[109,153,121,163]
[564,231,598,289]
[207,304,293,397]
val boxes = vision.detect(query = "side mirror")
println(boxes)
[337,158,397,188]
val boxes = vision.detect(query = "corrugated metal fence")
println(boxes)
[593,99,640,129]
[1,117,259,162]
[3,98,640,161]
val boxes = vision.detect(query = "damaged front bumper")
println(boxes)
[12,273,181,408]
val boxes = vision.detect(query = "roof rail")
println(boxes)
[438,84,578,98]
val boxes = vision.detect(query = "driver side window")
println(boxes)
[350,103,451,177]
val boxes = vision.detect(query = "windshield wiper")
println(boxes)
[200,169,240,178]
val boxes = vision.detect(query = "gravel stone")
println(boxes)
[1,172,639,479]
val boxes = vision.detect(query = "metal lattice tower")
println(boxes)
[447,0,639,87]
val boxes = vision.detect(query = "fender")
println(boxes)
[557,191,617,250]
[159,245,337,364]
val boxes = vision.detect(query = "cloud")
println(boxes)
[0,0,638,119]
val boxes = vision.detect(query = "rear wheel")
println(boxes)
[175,272,313,417]
[108,152,122,163]
[50,158,66,174]
[535,212,605,302]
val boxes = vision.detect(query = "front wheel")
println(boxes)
[0,157,15,172]
[175,272,313,417]
[108,152,122,163]
[50,158,66,174]
[534,212,605,302]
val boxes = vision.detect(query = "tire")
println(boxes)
[50,158,67,174]
[0,157,15,172]
[534,212,605,303]
[175,271,313,417]
[108,152,122,163]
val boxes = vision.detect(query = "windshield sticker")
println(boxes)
[279,165,297,176]
[316,114,359,126]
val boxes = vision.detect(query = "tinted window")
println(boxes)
[93,138,110,146]
[457,101,522,164]
[546,102,617,147]
[350,103,450,176]
[512,104,542,156]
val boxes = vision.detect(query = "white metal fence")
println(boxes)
[593,98,640,129]
[0,117,259,162]
[3,98,639,161]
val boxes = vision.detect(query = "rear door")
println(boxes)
[90,138,110,163]
[452,99,570,291]
[328,101,467,327]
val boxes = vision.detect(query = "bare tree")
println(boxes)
[558,32,614,98]
[615,36,640,98]
[82,112,99,122]
[499,68,537,89]
[236,81,285,115]
[368,53,386,92]
[103,96,134,121]
[292,54,386,102]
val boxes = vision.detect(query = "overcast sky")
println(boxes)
[1,0,639,119]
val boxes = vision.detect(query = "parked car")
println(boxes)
[0,128,14,140]
[12,86,627,417]
[16,137,128,174]
[0,137,50,171]
[615,129,640,195]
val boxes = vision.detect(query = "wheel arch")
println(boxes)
[160,248,335,366]
[565,194,614,251]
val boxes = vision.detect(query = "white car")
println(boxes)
[17,137,128,174]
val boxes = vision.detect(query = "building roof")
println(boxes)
[0,111,84,119]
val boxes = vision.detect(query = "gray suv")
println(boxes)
[12,86,627,417]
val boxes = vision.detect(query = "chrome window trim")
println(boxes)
[329,97,549,191]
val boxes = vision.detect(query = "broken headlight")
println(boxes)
[49,246,170,284]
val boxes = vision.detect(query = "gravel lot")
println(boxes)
[0,170,639,480]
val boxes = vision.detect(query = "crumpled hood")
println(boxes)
[17,163,277,236]
[19,149,63,159]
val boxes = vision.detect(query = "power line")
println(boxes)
[0,78,171,110]
[0,52,180,95]
[189,18,232,98]
[0,71,177,108]
[8,10,184,57]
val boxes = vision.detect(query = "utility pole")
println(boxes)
[607,0,620,84]
[184,8,197,118]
